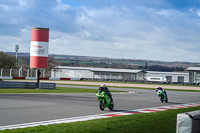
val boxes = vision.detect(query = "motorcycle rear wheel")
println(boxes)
[165,97,168,103]
[109,102,114,110]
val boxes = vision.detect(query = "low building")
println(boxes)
[145,71,189,83]
[186,67,200,83]
[51,66,145,81]
[51,66,190,83]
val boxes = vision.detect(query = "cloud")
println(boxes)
[197,10,200,17]
[0,0,200,62]
[0,26,31,52]
[53,0,71,12]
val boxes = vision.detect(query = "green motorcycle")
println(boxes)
[96,91,114,111]
[157,90,168,103]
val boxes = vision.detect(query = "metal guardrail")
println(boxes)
[0,81,56,89]
[39,82,56,90]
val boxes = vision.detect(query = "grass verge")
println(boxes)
[58,83,200,92]
[6,79,200,88]
[0,87,125,94]
[59,80,200,87]
[1,106,200,133]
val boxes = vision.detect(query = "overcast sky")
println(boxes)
[0,0,200,62]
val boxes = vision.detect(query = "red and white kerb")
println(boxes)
[30,27,49,68]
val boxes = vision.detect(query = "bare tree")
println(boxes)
[0,52,15,68]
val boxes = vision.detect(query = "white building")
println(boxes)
[186,67,200,83]
[145,71,189,83]
[51,66,189,83]
[51,66,145,81]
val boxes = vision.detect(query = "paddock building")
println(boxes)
[51,66,145,81]
[145,71,189,83]
[186,67,200,83]
[51,66,190,83]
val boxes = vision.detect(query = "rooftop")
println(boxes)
[54,66,144,73]
[186,67,200,71]
[146,71,188,75]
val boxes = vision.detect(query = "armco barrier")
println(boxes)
[0,81,37,89]
[1,77,12,80]
[0,77,80,80]
[39,82,56,89]
[26,77,37,80]
[0,81,56,89]
[49,78,60,80]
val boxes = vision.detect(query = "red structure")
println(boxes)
[30,27,49,68]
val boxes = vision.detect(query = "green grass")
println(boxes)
[56,79,200,87]
[0,87,125,94]
[1,106,200,133]
[110,86,200,92]
[57,83,200,92]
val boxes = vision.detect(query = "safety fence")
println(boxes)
[0,68,51,78]
[0,77,80,81]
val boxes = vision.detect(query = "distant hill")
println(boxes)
[6,52,199,71]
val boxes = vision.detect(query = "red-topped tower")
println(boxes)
[30,27,49,68]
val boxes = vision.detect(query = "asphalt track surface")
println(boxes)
[0,85,200,127]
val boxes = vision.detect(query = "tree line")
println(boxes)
[146,65,184,72]
[0,51,186,72]
[0,52,15,68]
[0,52,59,71]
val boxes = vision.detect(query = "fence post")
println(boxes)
[18,68,20,77]
[20,67,22,77]
[10,68,12,77]
[27,69,29,77]
[36,69,38,78]
[43,70,45,77]
[1,68,3,77]
[30,68,32,77]
[52,69,56,78]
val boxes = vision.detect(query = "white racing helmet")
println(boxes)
[100,84,106,88]
[156,86,160,89]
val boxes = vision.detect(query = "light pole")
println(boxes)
[15,45,19,76]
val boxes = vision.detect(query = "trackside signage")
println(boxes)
[30,41,48,57]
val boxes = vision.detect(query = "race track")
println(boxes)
[0,85,200,127]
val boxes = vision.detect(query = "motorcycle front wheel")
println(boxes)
[99,100,105,111]
[160,95,164,103]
